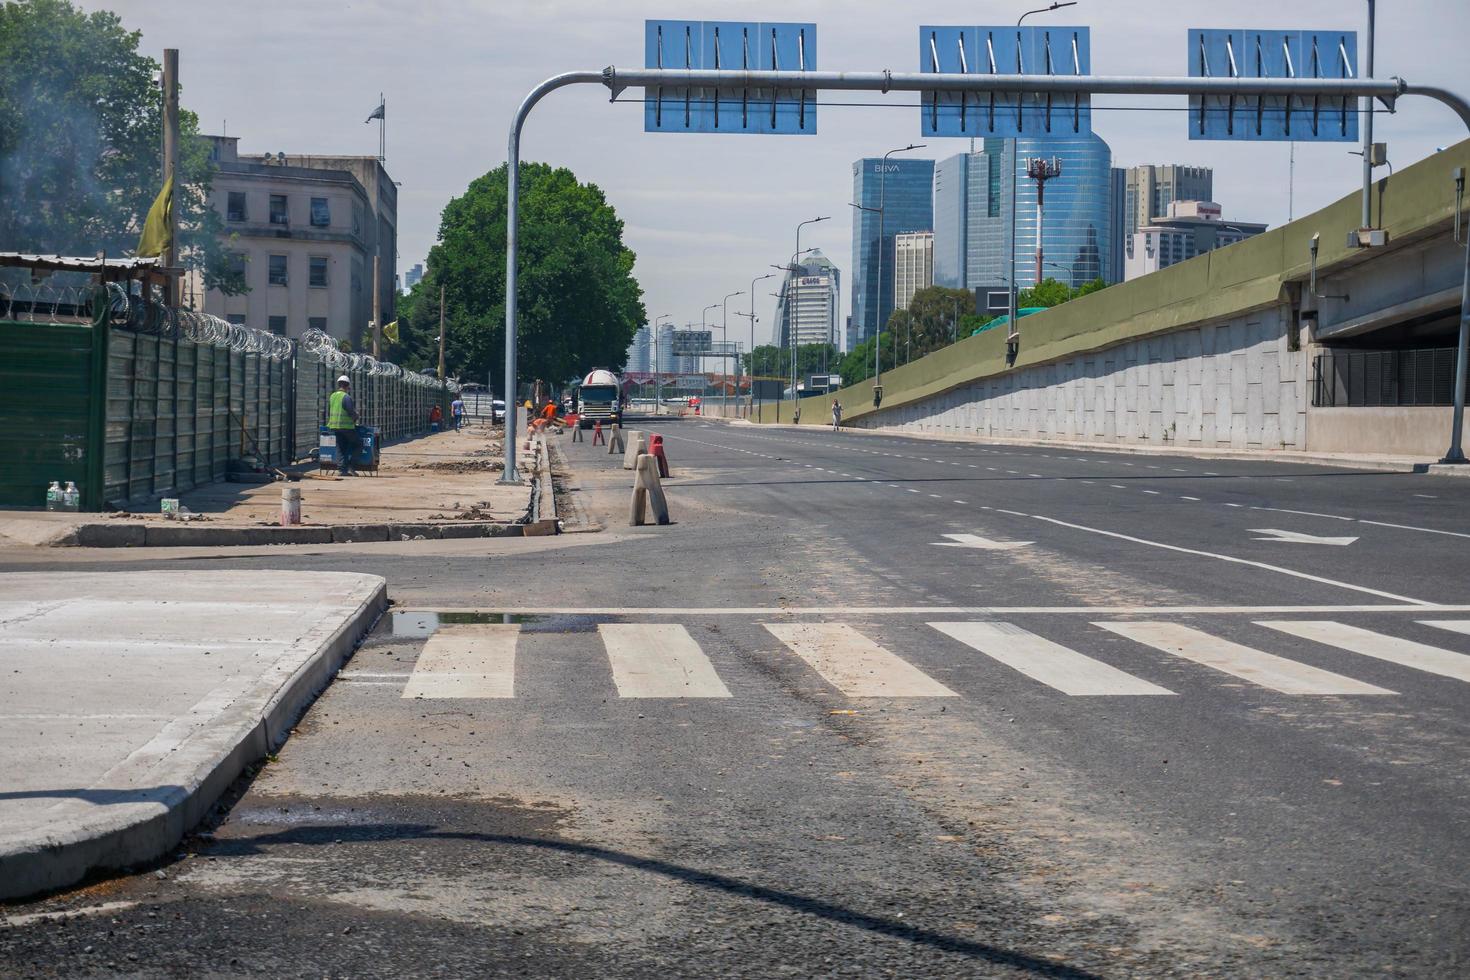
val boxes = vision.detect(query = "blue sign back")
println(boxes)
[918,25,1091,139]
[644,20,817,134]
[1187,29,1358,141]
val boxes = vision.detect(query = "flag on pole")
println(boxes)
[365,101,385,123]
[136,176,174,258]
[382,320,399,344]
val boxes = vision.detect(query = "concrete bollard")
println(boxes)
[607,423,625,455]
[622,430,647,470]
[280,486,302,526]
[629,453,671,526]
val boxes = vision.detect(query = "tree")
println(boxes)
[883,286,980,363]
[1016,276,1108,310]
[837,332,891,386]
[743,343,839,382]
[0,0,241,292]
[414,162,645,391]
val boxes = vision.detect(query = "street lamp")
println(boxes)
[739,272,776,419]
[653,313,671,415]
[854,144,925,408]
[1008,1,1080,369]
[784,217,829,421]
[720,290,743,417]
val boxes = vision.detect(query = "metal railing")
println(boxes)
[1311,347,1461,407]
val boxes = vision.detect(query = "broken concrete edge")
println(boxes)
[545,435,603,533]
[56,521,528,548]
[534,433,559,533]
[0,574,388,902]
[712,417,1434,475]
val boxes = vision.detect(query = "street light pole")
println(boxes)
[1009,2,1080,368]
[653,313,670,416]
[745,273,775,420]
[720,289,743,418]
[867,144,925,405]
[787,217,829,421]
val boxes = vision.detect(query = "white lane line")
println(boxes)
[1259,621,1470,684]
[1414,494,1438,499]
[402,624,518,699]
[411,604,1470,617]
[764,622,957,697]
[931,621,1173,696]
[1098,622,1393,696]
[1018,513,1433,605]
[599,623,731,698]
[1029,473,1043,478]
[1224,503,1244,508]
[1421,620,1470,637]
[1356,519,1470,540]
[907,488,921,493]
[1110,484,1127,489]
[1252,506,1354,521]
[1181,496,1201,501]
[1142,490,1161,495]
[954,500,968,505]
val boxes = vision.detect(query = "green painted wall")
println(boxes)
[0,320,97,508]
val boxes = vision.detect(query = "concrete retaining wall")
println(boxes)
[855,305,1309,451]
[1305,405,1454,457]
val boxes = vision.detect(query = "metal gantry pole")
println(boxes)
[504,66,1468,467]
[1361,0,1377,231]
[721,289,742,418]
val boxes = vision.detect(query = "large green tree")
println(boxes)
[0,0,240,291]
[398,162,645,391]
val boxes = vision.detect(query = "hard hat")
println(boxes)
[337,375,351,384]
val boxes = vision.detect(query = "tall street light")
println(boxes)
[701,303,720,403]
[786,216,829,421]
[743,272,776,419]
[855,144,924,408]
[1008,1,1079,367]
[720,289,744,417]
[653,313,671,415]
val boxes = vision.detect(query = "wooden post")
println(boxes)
[371,254,382,358]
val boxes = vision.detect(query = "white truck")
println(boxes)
[577,369,623,429]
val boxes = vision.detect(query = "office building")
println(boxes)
[1124,201,1268,280]
[1122,164,1213,242]
[404,262,425,290]
[931,134,1117,294]
[192,135,397,346]
[625,325,652,373]
[894,232,934,310]
[851,156,935,345]
[774,250,841,350]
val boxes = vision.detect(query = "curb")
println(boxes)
[545,434,602,533]
[62,521,526,549]
[0,575,387,901]
[521,433,560,536]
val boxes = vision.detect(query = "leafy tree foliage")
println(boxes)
[881,286,994,365]
[837,332,891,386]
[1016,276,1108,310]
[395,163,644,391]
[743,343,840,382]
[0,0,240,291]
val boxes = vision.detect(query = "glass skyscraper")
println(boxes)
[931,133,1118,294]
[850,157,935,346]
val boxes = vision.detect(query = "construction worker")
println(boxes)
[328,375,359,477]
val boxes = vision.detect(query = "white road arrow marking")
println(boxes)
[1248,528,1359,546]
[933,533,1033,551]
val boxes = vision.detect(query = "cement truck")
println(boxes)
[577,368,623,429]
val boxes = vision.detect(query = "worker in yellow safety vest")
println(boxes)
[327,375,359,477]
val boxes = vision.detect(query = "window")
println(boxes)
[268,316,287,336]
[226,314,247,326]
[309,256,329,287]
[269,194,288,225]
[310,196,330,227]
[308,317,327,332]
[268,254,288,285]
[227,191,247,222]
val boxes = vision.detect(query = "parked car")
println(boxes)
[492,399,506,423]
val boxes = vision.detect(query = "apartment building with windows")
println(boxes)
[893,231,934,310]
[191,136,397,346]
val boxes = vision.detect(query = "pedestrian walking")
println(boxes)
[450,394,465,430]
[831,398,842,431]
[327,375,359,477]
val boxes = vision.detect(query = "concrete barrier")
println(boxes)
[629,453,671,526]
[622,430,647,470]
[606,423,625,454]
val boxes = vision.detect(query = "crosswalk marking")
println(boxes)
[930,621,1173,696]
[402,624,518,699]
[598,624,732,698]
[1259,621,1470,684]
[1098,622,1394,695]
[763,622,957,697]
[1420,619,1470,638]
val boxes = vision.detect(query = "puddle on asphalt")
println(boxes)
[391,611,602,637]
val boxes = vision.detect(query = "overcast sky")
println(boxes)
[102,0,1469,349]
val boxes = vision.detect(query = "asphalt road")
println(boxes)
[4,418,1469,978]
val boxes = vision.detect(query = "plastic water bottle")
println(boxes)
[45,481,61,511]
[62,482,80,512]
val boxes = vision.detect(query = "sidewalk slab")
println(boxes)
[0,570,386,900]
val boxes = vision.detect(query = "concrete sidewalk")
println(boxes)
[0,570,385,899]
